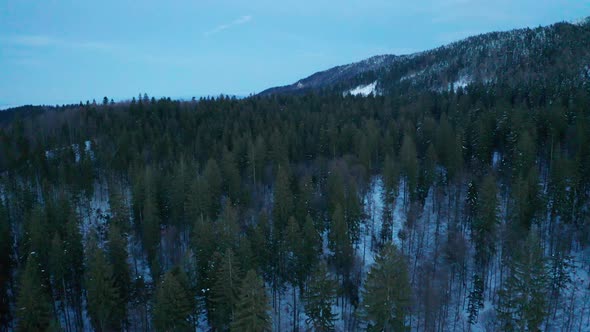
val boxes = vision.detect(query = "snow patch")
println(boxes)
[570,16,590,26]
[451,75,471,92]
[344,81,378,97]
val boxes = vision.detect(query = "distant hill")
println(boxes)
[259,17,590,96]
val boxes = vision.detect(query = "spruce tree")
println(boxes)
[273,165,293,235]
[85,238,121,332]
[301,215,321,281]
[203,158,222,218]
[108,184,130,233]
[304,262,338,331]
[210,249,242,330]
[400,134,418,201]
[230,270,271,332]
[473,173,499,268]
[362,244,411,331]
[107,225,130,327]
[496,230,549,331]
[152,271,193,332]
[467,274,484,325]
[16,254,52,332]
[329,204,352,276]
[0,199,11,329]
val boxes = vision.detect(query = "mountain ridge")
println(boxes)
[259,17,590,96]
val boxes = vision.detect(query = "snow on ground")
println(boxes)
[45,140,94,162]
[492,151,501,168]
[357,175,409,285]
[270,283,311,332]
[546,247,590,331]
[399,69,426,82]
[450,75,471,92]
[79,181,110,243]
[571,16,590,26]
[344,81,378,97]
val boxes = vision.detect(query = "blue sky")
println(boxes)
[1,0,589,107]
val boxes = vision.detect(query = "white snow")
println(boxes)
[45,140,94,162]
[492,151,501,168]
[570,16,590,26]
[344,81,378,97]
[451,75,471,92]
[399,69,426,82]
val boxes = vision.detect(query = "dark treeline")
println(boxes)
[1,83,590,331]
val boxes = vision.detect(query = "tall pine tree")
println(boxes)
[230,270,271,332]
[362,244,411,331]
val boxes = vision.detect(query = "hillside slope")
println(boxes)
[259,18,590,96]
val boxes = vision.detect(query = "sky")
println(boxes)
[1,0,589,107]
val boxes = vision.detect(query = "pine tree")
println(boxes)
[400,134,418,202]
[210,249,242,330]
[107,225,130,327]
[511,169,543,230]
[301,215,321,281]
[285,216,303,285]
[380,196,394,246]
[108,183,130,233]
[329,203,352,276]
[497,230,549,331]
[85,238,121,332]
[0,199,11,329]
[203,158,222,218]
[16,254,52,332]
[191,215,216,291]
[142,183,160,268]
[273,165,293,235]
[473,173,499,268]
[230,270,271,332]
[362,244,411,331]
[467,274,484,325]
[152,271,193,332]
[48,232,68,327]
[304,262,338,331]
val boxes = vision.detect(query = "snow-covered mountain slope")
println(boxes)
[259,17,590,96]
[259,55,398,96]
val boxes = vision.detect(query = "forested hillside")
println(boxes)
[260,18,590,97]
[1,76,590,331]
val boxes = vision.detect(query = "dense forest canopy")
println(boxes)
[1,78,590,331]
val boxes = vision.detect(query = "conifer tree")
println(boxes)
[380,197,394,246]
[362,244,411,331]
[230,270,271,332]
[142,184,160,268]
[203,158,222,218]
[210,249,242,330]
[48,233,68,325]
[329,204,352,276]
[301,215,321,281]
[85,238,121,332]
[0,199,11,329]
[304,262,338,331]
[152,271,193,332]
[497,230,549,331]
[16,254,52,332]
[400,134,418,202]
[107,225,130,327]
[467,274,484,325]
[473,173,499,268]
[108,184,130,233]
[273,165,293,235]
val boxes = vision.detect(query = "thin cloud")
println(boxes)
[4,34,116,51]
[204,15,252,36]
